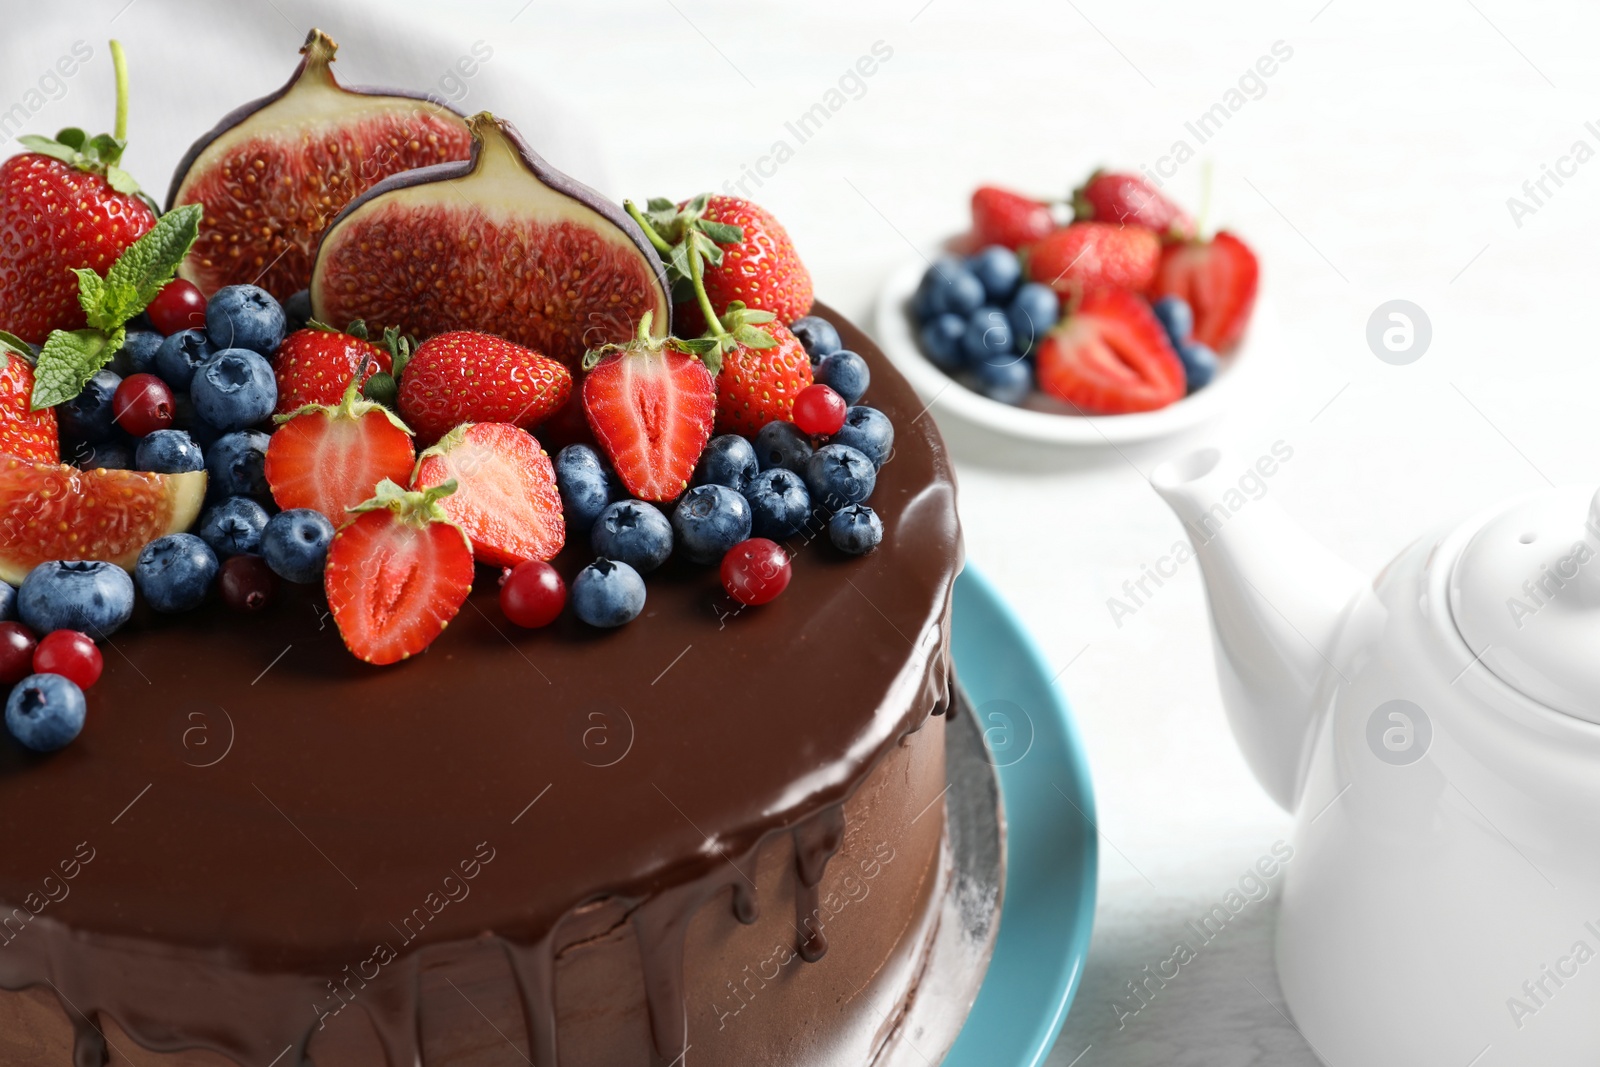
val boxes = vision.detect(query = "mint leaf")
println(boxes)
[98,204,202,327]
[31,327,123,409]
[73,269,112,331]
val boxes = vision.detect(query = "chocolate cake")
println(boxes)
[0,309,964,1066]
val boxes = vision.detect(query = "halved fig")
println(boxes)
[166,29,472,301]
[310,112,671,368]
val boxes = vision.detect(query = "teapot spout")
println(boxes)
[1151,449,1369,811]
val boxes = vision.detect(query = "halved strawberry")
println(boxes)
[412,422,564,566]
[265,376,416,522]
[1035,288,1185,415]
[972,185,1056,250]
[0,340,56,463]
[325,479,473,665]
[709,307,812,436]
[1025,222,1161,297]
[582,314,716,502]
[272,324,394,414]
[1073,170,1195,240]
[1150,232,1259,352]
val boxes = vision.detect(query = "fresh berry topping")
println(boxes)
[0,622,38,684]
[5,673,86,752]
[1007,282,1061,355]
[829,503,884,555]
[914,257,986,320]
[145,279,208,335]
[590,500,674,574]
[218,554,277,613]
[708,309,813,437]
[721,538,791,606]
[192,349,278,432]
[1025,222,1161,296]
[1149,232,1260,352]
[205,430,271,499]
[971,186,1056,251]
[814,350,870,406]
[672,484,753,565]
[581,315,716,502]
[553,444,619,535]
[399,330,572,444]
[33,630,102,690]
[114,330,164,377]
[693,434,759,492]
[571,558,646,628]
[135,429,204,474]
[804,443,877,510]
[1034,287,1186,414]
[831,406,893,469]
[413,422,566,567]
[324,480,473,664]
[273,326,393,414]
[0,343,58,463]
[499,560,565,629]
[0,581,14,621]
[753,420,813,474]
[1073,170,1196,240]
[17,560,134,638]
[792,384,848,436]
[265,375,416,523]
[744,468,811,541]
[153,329,214,391]
[972,354,1033,404]
[57,370,122,445]
[205,285,286,356]
[789,315,842,363]
[284,290,314,333]
[113,373,176,438]
[968,246,1023,304]
[135,533,219,613]
[259,509,335,585]
[198,496,271,558]
[962,308,1014,365]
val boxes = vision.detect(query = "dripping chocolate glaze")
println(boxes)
[0,304,962,1064]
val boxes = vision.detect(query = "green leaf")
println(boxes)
[0,330,30,370]
[55,128,87,151]
[731,324,778,350]
[18,136,78,165]
[98,204,202,326]
[73,269,113,331]
[646,197,676,213]
[31,328,121,409]
[104,166,140,196]
[699,220,744,244]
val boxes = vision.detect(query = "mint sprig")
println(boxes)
[30,203,203,410]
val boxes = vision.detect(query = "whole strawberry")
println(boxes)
[0,339,57,463]
[1025,222,1161,297]
[0,42,156,344]
[273,323,395,414]
[1073,170,1195,240]
[972,185,1057,250]
[398,331,571,444]
[709,306,812,436]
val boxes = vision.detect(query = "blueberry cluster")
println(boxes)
[1151,296,1217,392]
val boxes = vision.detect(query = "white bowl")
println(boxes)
[872,255,1258,447]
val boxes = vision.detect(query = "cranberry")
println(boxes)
[33,630,103,689]
[791,384,847,436]
[219,554,277,613]
[500,561,566,628]
[0,622,38,684]
[721,538,792,606]
[113,373,176,437]
[145,279,208,335]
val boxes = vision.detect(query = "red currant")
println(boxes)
[721,538,792,606]
[33,630,103,689]
[220,554,277,612]
[499,561,566,628]
[146,278,208,335]
[0,622,37,684]
[791,384,848,436]
[113,373,176,437]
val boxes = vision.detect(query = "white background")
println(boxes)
[8,0,1600,1062]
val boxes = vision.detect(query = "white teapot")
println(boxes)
[1152,448,1600,1066]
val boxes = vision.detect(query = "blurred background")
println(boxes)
[7,1,1598,1062]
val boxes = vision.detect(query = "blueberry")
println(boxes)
[554,444,618,534]
[198,496,271,558]
[68,438,134,472]
[135,533,219,612]
[110,329,164,376]
[1008,283,1060,355]
[789,315,842,363]
[205,430,271,499]
[136,429,204,474]
[154,329,213,390]
[17,560,135,637]
[56,369,122,444]
[816,350,870,406]
[1178,340,1218,392]
[831,406,893,468]
[972,354,1033,405]
[744,467,811,540]
[284,289,314,334]
[829,503,884,555]
[191,349,277,432]
[205,284,286,356]
[185,406,227,449]
[5,674,86,752]
[916,256,985,318]
[591,500,673,574]
[260,509,334,584]
[571,558,646,628]
[968,246,1022,303]
[0,581,14,620]
[918,313,968,373]
[753,420,813,474]
[693,434,758,492]
[805,443,877,510]
[1153,296,1194,348]
[962,307,1014,363]
[672,484,752,565]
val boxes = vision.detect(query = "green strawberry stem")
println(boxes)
[624,201,675,258]
[686,238,730,343]
[111,40,129,143]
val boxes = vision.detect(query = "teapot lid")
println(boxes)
[1449,486,1600,720]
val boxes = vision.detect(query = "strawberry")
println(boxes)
[1150,232,1260,353]
[325,479,473,665]
[1025,222,1161,297]
[972,185,1056,250]
[265,376,416,522]
[272,323,395,414]
[707,306,812,436]
[1073,171,1195,240]
[412,422,565,566]
[0,339,57,463]
[1034,288,1185,415]
[582,313,716,502]
[0,44,157,344]
[398,331,571,444]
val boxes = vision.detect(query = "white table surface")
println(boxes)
[15,1,1600,1063]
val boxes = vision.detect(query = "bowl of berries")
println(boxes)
[875,172,1262,446]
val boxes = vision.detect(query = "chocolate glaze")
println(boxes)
[0,304,961,1065]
